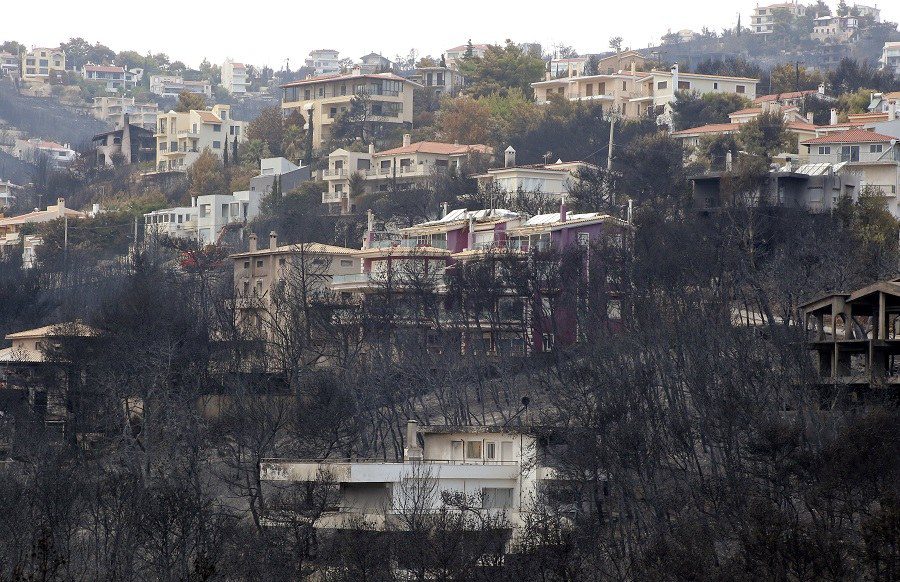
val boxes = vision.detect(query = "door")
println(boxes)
[501,441,513,462]
[451,440,463,462]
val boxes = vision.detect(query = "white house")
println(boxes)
[221,59,251,94]
[81,64,140,92]
[473,147,592,202]
[305,49,341,75]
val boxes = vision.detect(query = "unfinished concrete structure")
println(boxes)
[800,280,900,402]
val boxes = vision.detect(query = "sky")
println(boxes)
[5,0,899,69]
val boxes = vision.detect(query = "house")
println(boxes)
[0,52,19,77]
[0,322,100,443]
[882,42,900,75]
[811,14,859,42]
[144,189,262,245]
[641,65,758,123]
[81,64,139,92]
[260,420,571,542]
[21,47,65,82]
[473,146,592,203]
[550,57,588,78]
[221,59,251,94]
[149,74,212,98]
[444,43,489,69]
[801,129,900,213]
[322,135,493,214]
[92,114,156,167]
[249,157,311,197]
[751,2,806,35]
[0,180,22,211]
[281,71,418,149]
[305,49,341,76]
[154,104,246,171]
[753,85,827,108]
[0,198,85,254]
[800,279,900,403]
[593,50,648,75]
[91,96,158,130]
[359,53,392,74]
[12,139,76,167]
[689,160,860,213]
[411,66,465,100]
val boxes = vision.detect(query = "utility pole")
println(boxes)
[63,215,68,264]
[607,110,620,207]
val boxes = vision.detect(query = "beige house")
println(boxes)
[444,43,489,69]
[281,71,417,149]
[411,66,465,100]
[0,198,85,260]
[21,47,65,82]
[593,50,649,75]
[473,146,593,202]
[751,2,806,34]
[154,104,246,172]
[322,135,493,214]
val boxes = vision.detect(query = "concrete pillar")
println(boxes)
[404,420,423,461]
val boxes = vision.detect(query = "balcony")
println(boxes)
[261,459,520,483]
[322,190,344,203]
[323,168,347,178]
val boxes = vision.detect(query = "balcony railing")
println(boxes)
[322,191,344,203]
[323,168,347,177]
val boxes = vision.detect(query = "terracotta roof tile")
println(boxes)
[802,129,896,145]
[376,142,493,157]
[671,123,741,136]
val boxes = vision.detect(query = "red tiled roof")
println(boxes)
[730,107,763,116]
[376,142,493,156]
[786,121,818,132]
[802,129,896,145]
[197,111,222,123]
[753,89,818,103]
[671,123,741,136]
[446,44,490,53]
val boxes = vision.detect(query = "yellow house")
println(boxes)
[154,104,246,172]
[21,47,66,82]
[281,70,417,149]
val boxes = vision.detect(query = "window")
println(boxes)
[657,81,668,90]
[736,85,746,94]
[340,259,353,267]
[466,441,483,459]
[318,86,325,97]
[279,257,286,266]
[482,488,513,509]
[586,83,593,97]
[818,146,831,155]
[577,232,590,246]
[244,261,250,269]
[222,204,229,218]
[340,84,347,96]
[304,89,311,100]
[713,82,719,89]
[677,80,691,90]
[212,124,221,132]
[622,81,627,91]
[159,142,167,151]
[841,145,860,162]
[329,107,337,118]
[486,442,496,460]
[212,141,221,149]
[542,333,554,352]
[870,144,883,153]
[256,259,264,268]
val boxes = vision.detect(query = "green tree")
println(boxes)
[187,149,226,200]
[175,91,207,112]
[769,63,824,94]
[457,40,546,98]
[738,111,789,160]
[246,106,285,157]
[672,91,752,130]
[609,37,623,52]
[0,41,25,55]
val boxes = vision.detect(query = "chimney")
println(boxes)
[57,197,65,217]
[402,133,411,147]
[368,142,375,155]
[91,203,100,216]
[123,112,130,127]
[191,196,197,208]
[630,60,636,77]
[441,201,449,217]
[467,214,475,250]
[248,232,257,252]
[670,63,679,93]
[504,145,516,168]
[806,112,814,124]
[830,108,838,126]
[725,150,733,172]
[364,209,374,248]
[404,420,423,461]
[559,193,567,222]
[889,100,897,121]
[818,83,825,95]
[269,231,278,249]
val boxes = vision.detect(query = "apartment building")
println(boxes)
[149,74,213,98]
[532,64,757,121]
[92,115,156,167]
[411,66,465,100]
[550,57,588,78]
[322,135,492,214]
[305,49,341,75]
[249,157,311,197]
[154,104,246,171]
[81,64,140,92]
[473,146,592,203]
[800,279,900,402]
[444,43,489,69]
[281,71,417,149]
[882,42,900,75]
[21,47,66,82]
[800,130,900,213]
[221,59,250,94]
[359,53,392,73]
[261,420,566,541]
[751,2,805,34]
[12,139,76,167]
[91,96,158,130]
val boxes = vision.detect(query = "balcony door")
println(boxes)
[450,440,463,461]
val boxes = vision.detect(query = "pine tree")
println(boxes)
[223,135,229,167]
[232,136,239,165]
[465,39,474,59]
